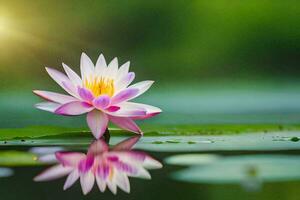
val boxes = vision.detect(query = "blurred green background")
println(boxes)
[0,0,300,127]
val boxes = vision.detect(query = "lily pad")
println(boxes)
[1,124,300,141]
[0,167,13,177]
[171,155,300,184]
[2,131,300,153]
[0,151,42,166]
[165,154,220,166]
[0,126,85,140]
[134,132,300,152]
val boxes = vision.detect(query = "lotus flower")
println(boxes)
[34,136,162,195]
[33,53,162,138]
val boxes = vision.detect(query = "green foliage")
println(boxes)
[0,151,41,166]
[170,155,300,184]
[1,124,300,140]
[0,1,299,87]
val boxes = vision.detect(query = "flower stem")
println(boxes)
[103,128,110,143]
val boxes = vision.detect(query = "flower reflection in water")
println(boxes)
[34,136,162,195]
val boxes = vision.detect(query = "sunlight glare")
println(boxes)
[0,16,9,35]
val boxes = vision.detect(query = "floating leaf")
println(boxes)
[2,131,300,153]
[165,154,220,166]
[1,124,300,140]
[0,151,42,166]
[171,155,300,184]
[0,167,13,177]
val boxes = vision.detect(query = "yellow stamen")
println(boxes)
[84,76,115,97]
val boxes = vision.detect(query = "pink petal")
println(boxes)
[35,102,61,113]
[45,67,78,97]
[106,106,120,112]
[61,81,81,99]
[115,72,135,91]
[107,153,147,176]
[126,80,154,101]
[107,178,117,195]
[106,57,118,78]
[62,63,82,87]
[109,116,142,134]
[115,171,130,193]
[55,101,93,116]
[87,140,109,156]
[64,169,80,190]
[34,164,73,182]
[112,136,141,151]
[95,54,107,75]
[116,61,130,81]
[113,155,151,179]
[78,87,94,102]
[106,106,146,117]
[119,102,162,120]
[87,110,109,139]
[131,167,151,179]
[78,155,95,173]
[92,95,111,110]
[80,171,95,195]
[96,174,107,192]
[97,164,110,180]
[55,152,86,167]
[110,151,146,164]
[45,67,69,84]
[111,88,139,105]
[33,90,77,104]
[132,112,161,120]
[124,102,162,113]
[80,52,94,80]
[143,156,163,169]
[113,160,137,175]
[107,156,119,162]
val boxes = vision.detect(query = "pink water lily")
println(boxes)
[34,137,162,195]
[33,53,162,138]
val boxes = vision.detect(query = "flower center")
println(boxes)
[84,76,115,97]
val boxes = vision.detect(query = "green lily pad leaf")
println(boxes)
[0,126,133,140]
[171,155,300,184]
[1,124,300,140]
[165,154,220,166]
[0,151,42,166]
[137,132,300,152]
[0,167,13,177]
[3,131,300,153]
[0,126,85,140]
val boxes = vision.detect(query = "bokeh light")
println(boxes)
[0,15,10,37]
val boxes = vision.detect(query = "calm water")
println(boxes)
[1,135,300,200]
